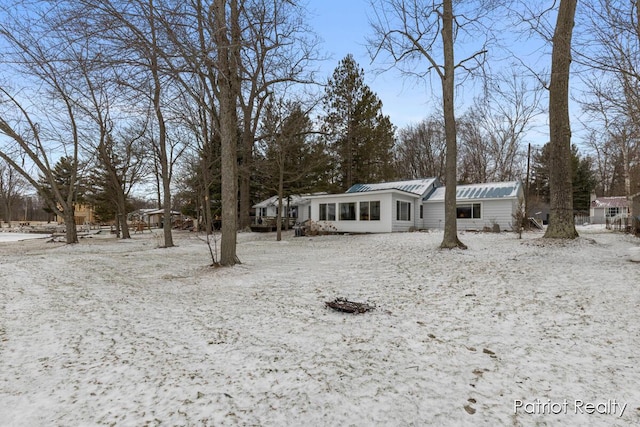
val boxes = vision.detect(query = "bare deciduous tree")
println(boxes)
[577,1,640,197]
[458,71,543,183]
[74,0,187,248]
[214,0,242,266]
[394,116,446,180]
[0,2,87,243]
[0,160,26,226]
[236,0,321,230]
[368,0,494,249]
[544,0,579,239]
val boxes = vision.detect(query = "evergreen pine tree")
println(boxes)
[323,54,396,190]
[531,143,596,213]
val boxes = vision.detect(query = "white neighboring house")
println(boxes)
[307,178,440,233]
[422,181,524,231]
[589,195,630,225]
[253,194,312,224]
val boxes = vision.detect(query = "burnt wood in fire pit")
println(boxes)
[325,298,375,314]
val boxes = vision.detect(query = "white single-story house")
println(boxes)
[589,195,630,225]
[255,179,524,233]
[252,194,313,224]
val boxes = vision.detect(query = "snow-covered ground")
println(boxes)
[1,226,639,426]
[0,232,52,242]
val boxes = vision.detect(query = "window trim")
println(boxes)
[339,202,356,221]
[606,207,621,217]
[396,200,411,221]
[456,203,482,219]
[319,203,336,221]
[359,201,381,221]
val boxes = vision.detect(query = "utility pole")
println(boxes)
[525,142,531,226]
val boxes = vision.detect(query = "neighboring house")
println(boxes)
[589,195,630,225]
[130,208,182,228]
[422,181,524,231]
[55,203,96,225]
[252,194,313,224]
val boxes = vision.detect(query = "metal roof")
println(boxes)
[425,181,522,202]
[252,194,313,209]
[346,178,438,196]
[591,197,629,208]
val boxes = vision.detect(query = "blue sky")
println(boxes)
[309,0,438,129]
[307,1,561,147]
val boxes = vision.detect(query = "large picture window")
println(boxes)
[396,200,411,221]
[339,202,356,220]
[457,203,481,219]
[359,201,381,221]
[319,203,336,221]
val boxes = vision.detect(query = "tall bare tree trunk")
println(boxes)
[544,0,579,239]
[239,130,253,230]
[440,0,466,249]
[276,164,284,241]
[146,0,174,247]
[215,0,240,266]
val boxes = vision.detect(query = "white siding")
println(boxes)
[299,203,311,223]
[422,199,518,231]
[477,199,517,231]
[422,203,445,230]
[309,193,394,233]
[590,207,606,224]
[391,193,421,232]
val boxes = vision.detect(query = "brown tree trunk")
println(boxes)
[117,191,131,239]
[276,164,284,241]
[215,0,240,266]
[64,207,78,244]
[238,130,253,230]
[544,0,579,239]
[115,212,121,237]
[147,0,174,247]
[440,0,466,249]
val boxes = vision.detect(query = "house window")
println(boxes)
[396,200,411,221]
[339,202,356,220]
[457,203,481,219]
[606,207,620,217]
[420,205,423,219]
[259,207,267,217]
[371,201,380,220]
[319,203,336,221]
[359,201,381,221]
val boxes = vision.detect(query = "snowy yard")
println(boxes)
[1,226,639,426]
